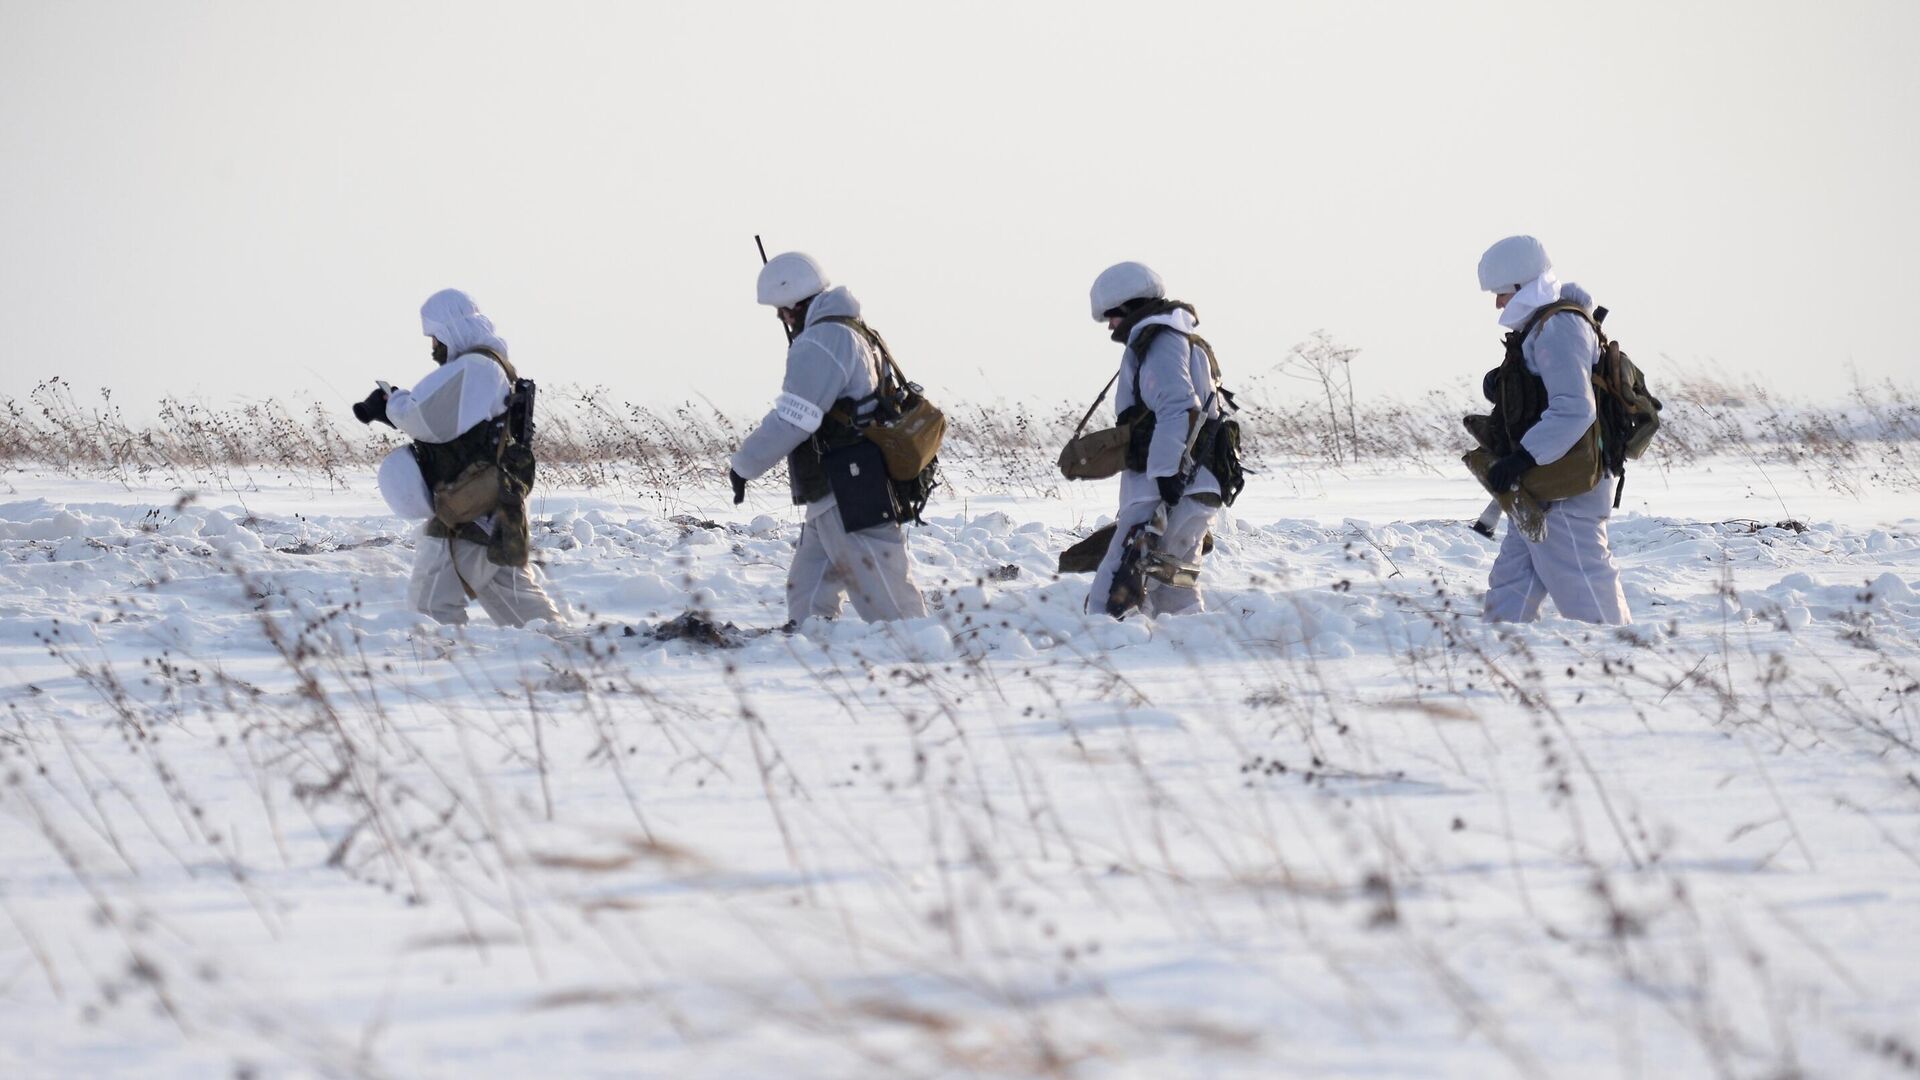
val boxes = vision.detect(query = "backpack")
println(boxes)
[814,316,946,523]
[1589,307,1661,461]
[1550,304,1663,506]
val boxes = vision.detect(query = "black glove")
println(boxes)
[1481,367,1502,403]
[729,468,748,505]
[1487,448,1536,492]
[352,387,392,427]
[1156,474,1186,507]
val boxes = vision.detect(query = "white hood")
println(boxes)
[1125,304,1198,342]
[420,288,510,358]
[1498,271,1563,330]
[801,285,862,327]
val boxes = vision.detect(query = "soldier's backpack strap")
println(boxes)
[1520,301,1603,347]
[1067,372,1122,442]
[813,315,904,398]
[1192,334,1222,384]
[461,345,519,383]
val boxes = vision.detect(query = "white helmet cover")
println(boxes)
[1089,261,1166,321]
[757,252,830,307]
[1477,235,1552,293]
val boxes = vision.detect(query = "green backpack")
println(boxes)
[1578,305,1663,505]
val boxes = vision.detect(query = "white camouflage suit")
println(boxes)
[1088,306,1225,617]
[729,286,927,624]
[381,290,562,628]
[1483,280,1631,625]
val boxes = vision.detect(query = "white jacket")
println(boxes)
[387,354,513,445]
[1114,306,1223,508]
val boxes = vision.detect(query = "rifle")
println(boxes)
[756,234,796,345]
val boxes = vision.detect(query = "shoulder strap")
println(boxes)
[1190,334,1222,384]
[453,347,522,459]
[461,346,519,383]
[814,315,901,394]
[1521,301,1603,346]
[1068,372,1122,441]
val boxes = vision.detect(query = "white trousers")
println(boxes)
[1088,496,1220,617]
[408,536,562,627]
[787,511,927,624]
[1483,481,1630,625]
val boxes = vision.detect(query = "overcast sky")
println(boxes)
[2,1,1916,419]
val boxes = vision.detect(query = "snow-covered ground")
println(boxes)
[3,459,1919,1078]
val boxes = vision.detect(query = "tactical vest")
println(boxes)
[1488,303,1581,456]
[414,348,537,559]
[784,318,880,506]
[1112,302,1212,472]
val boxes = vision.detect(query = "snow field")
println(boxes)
[1,468,1919,1078]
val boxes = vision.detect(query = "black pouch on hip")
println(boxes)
[1118,404,1154,473]
[823,439,901,533]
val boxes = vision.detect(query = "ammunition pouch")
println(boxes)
[432,459,507,528]
[487,441,534,567]
[1120,404,1155,473]
[1463,422,1605,505]
[790,444,832,505]
[1191,408,1245,507]
[792,400,864,507]
[1525,423,1606,502]
[416,435,535,568]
